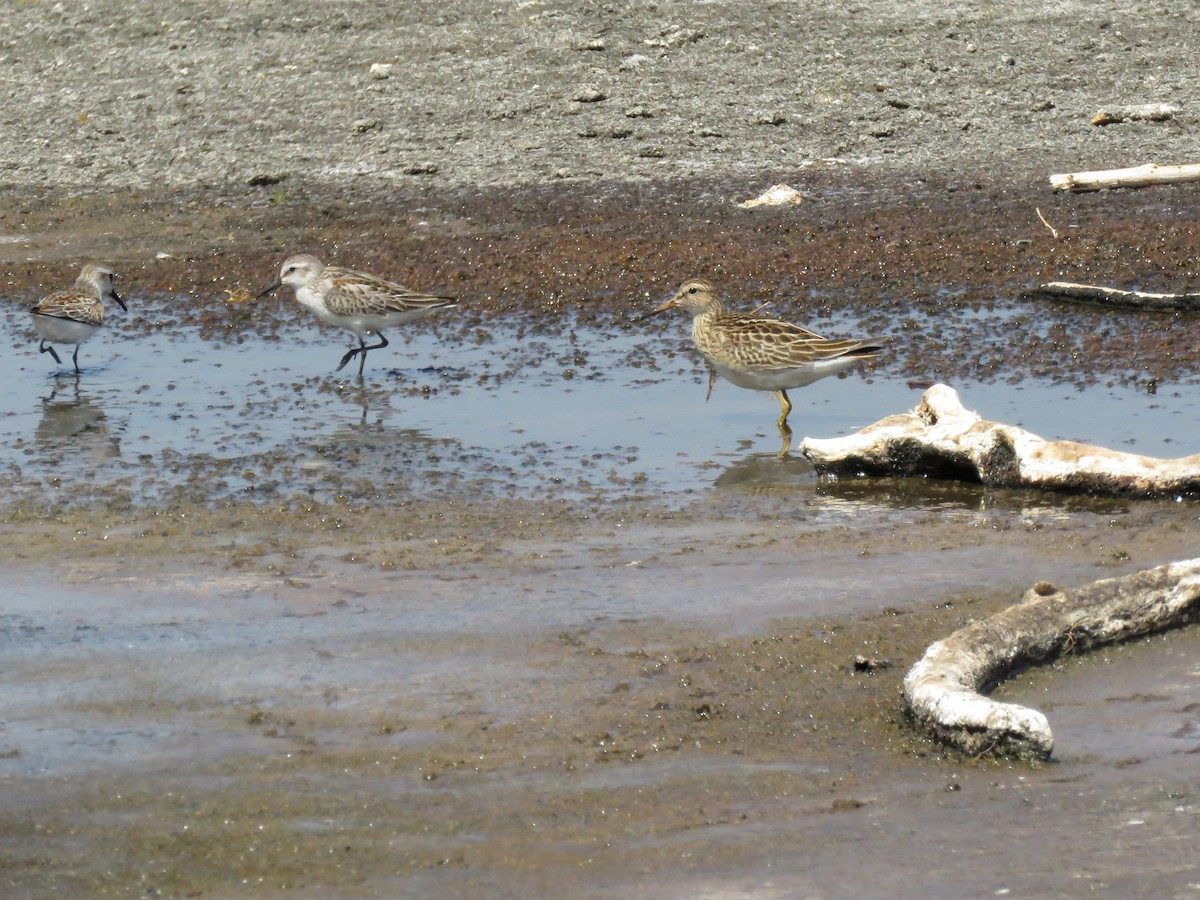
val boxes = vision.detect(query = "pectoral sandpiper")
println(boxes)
[644,278,883,432]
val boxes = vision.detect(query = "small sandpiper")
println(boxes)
[256,254,458,378]
[30,263,127,374]
[644,278,884,433]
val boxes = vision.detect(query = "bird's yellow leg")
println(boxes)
[774,390,793,430]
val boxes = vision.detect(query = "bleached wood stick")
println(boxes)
[1023,281,1200,311]
[799,384,1200,496]
[903,559,1200,759]
[1050,162,1200,193]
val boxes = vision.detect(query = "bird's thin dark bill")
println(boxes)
[111,293,128,312]
[637,303,670,323]
[254,280,282,300]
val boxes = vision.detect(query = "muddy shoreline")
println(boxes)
[2,1,1200,896]
[2,493,1198,897]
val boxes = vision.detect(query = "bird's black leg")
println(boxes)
[336,338,364,373]
[71,344,82,374]
[335,331,390,378]
[39,340,63,365]
[362,331,389,377]
[337,334,370,374]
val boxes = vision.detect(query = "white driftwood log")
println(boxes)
[798,384,1200,497]
[1023,281,1200,312]
[1050,161,1200,193]
[903,559,1200,759]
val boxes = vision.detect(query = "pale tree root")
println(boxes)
[798,383,1200,498]
[902,560,1200,760]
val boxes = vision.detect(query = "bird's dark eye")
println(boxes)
[687,286,699,294]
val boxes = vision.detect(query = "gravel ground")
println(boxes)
[1,0,1196,200]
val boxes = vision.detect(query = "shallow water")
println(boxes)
[2,294,1197,509]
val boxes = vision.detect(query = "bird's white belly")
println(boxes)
[297,289,430,334]
[710,356,860,392]
[32,316,98,345]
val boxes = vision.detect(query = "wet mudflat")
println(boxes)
[3,0,1200,892]
[1,179,1199,897]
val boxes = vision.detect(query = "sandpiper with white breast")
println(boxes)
[30,263,127,374]
[256,254,458,378]
[643,278,884,434]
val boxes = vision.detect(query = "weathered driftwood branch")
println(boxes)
[1050,161,1200,193]
[798,384,1200,497]
[903,559,1200,759]
[1023,281,1200,312]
